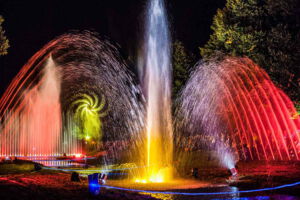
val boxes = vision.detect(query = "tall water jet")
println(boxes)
[137,0,173,183]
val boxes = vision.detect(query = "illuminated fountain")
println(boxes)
[0,32,143,161]
[135,0,173,183]
[0,1,299,195]
[175,57,300,171]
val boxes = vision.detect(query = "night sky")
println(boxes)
[0,0,225,95]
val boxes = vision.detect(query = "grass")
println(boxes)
[0,159,37,174]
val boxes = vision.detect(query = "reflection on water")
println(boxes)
[142,194,299,200]
[141,192,174,200]
[26,156,85,167]
[35,160,84,167]
[212,195,299,200]
[140,186,239,200]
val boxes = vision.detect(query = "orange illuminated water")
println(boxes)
[136,0,173,183]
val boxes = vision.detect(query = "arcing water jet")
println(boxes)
[176,57,300,170]
[0,32,144,160]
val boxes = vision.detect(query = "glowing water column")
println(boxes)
[137,0,173,183]
[0,57,82,158]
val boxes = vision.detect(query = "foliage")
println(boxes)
[172,40,194,99]
[295,102,300,115]
[0,16,9,56]
[200,0,300,101]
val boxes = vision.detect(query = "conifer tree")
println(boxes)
[172,40,194,99]
[0,16,9,56]
[201,0,300,101]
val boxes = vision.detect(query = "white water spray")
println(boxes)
[138,0,173,182]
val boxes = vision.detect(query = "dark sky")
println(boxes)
[0,0,225,95]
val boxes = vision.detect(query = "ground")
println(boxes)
[0,161,299,200]
[0,170,156,200]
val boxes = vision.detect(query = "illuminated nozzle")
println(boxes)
[85,135,91,141]
[75,153,82,158]
[230,167,238,176]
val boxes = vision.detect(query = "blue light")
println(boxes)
[88,174,101,196]
[97,181,300,196]
[212,196,271,200]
